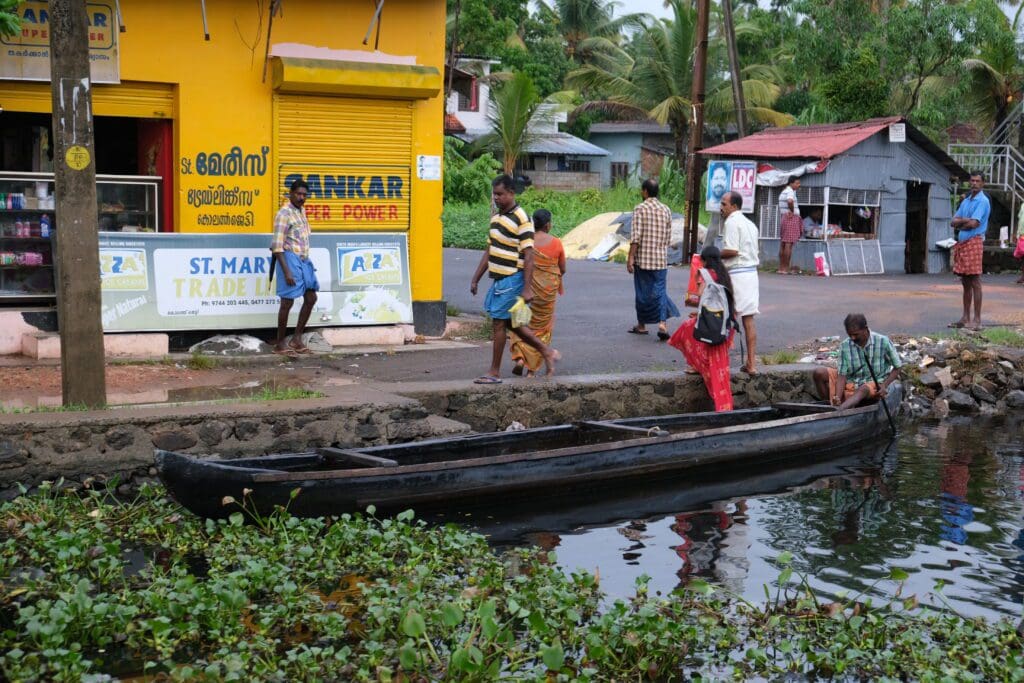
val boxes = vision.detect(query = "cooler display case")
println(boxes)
[0,172,161,303]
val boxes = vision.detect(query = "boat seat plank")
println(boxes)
[317,447,399,468]
[772,402,836,414]
[579,421,670,437]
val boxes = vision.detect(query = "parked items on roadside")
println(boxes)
[271,178,319,358]
[813,313,902,410]
[510,208,566,378]
[627,178,680,341]
[470,175,559,384]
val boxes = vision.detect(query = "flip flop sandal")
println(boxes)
[948,321,966,329]
[473,375,503,384]
[628,327,649,335]
[657,329,671,341]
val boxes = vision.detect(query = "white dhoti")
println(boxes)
[729,268,759,317]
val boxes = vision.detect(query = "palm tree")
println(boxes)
[536,0,646,68]
[481,72,544,174]
[567,0,791,163]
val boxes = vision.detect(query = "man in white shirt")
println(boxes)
[719,191,760,374]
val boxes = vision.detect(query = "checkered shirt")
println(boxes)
[630,197,672,270]
[838,332,901,386]
[271,202,310,259]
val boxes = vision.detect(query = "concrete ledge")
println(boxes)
[20,332,170,360]
[321,326,405,347]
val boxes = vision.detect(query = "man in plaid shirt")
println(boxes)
[626,179,679,340]
[813,313,901,409]
[271,178,319,357]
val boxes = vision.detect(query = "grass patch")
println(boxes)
[1,485,1021,681]
[187,353,218,371]
[980,326,1024,347]
[249,386,323,401]
[446,302,461,317]
[0,402,96,415]
[760,349,800,365]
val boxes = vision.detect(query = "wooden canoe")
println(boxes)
[156,383,902,519]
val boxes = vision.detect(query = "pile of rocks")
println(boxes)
[905,338,1024,418]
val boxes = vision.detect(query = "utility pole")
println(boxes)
[48,0,107,408]
[722,0,747,138]
[684,0,711,259]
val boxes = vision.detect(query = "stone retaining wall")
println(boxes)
[394,369,817,432]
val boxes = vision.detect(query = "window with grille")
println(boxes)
[457,78,479,112]
[611,162,629,184]
[567,159,591,172]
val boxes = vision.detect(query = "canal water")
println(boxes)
[456,415,1024,622]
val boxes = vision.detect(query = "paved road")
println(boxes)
[345,248,1023,383]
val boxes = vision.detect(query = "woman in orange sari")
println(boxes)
[668,246,736,411]
[511,209,566,377]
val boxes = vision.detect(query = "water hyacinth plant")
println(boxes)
[0,482,1021,681]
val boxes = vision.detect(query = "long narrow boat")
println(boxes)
[156,384,901,518]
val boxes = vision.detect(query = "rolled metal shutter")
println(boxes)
[0,80,174,118]
[274,94,413,232]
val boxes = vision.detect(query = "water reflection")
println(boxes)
[476,415,1024,621]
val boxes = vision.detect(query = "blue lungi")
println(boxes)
[634,267,679,324]
[483,271,524,320]
[276,250,319,299]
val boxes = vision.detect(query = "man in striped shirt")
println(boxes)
[813,313,901,409]
[470,175,559,383]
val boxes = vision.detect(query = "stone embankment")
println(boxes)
[0,370,817,495]
[901,337,1024,418]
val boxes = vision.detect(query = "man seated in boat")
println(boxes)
[812,313,901,409]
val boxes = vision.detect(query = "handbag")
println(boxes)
[684,254,703,307]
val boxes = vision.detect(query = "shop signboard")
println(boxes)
[278,164,411,232]
[705,160,756,214]
[98,232,412,332]
[0,1,120,83]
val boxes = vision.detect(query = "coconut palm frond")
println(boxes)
[649,95,692,126]
[486,72,543,173]
[744,106,795,126]
[570,100,651,122]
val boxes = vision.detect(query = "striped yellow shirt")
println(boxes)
[487,204,534,278]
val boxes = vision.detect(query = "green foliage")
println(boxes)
[186,353,217,371]
[444,137,501,205]
[481,71,542,173]
[1,487,1022,681]
[979,326,1024,348]
[250,386,324,402]
[774,89,813,117]
[0,0,19,38]
[821,49,891,122]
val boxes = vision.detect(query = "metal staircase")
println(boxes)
[948,100,1024,237]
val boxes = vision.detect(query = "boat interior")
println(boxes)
[222,403,835,472]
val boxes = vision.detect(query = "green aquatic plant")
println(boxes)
[1,484,1021,681]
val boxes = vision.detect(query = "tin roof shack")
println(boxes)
[587,120,675,188]
[703,117,968,275]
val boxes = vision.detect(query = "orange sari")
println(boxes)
[510,238,564,372]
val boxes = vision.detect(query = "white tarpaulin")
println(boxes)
[756,160,830,187]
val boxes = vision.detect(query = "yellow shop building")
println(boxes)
[0,0,447,353]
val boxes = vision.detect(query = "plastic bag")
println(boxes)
[1014,235,1024,260]
[509,296,533,328]
[685,254,703,307]
[814,251,831,277]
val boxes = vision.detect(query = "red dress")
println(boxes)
[668,272,734,411]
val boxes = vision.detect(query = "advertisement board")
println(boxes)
[0,1,120,83]
[705,160,756,214]
[98,232,412,331]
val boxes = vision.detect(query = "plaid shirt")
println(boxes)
[271,202,310,259]
[630,197,672,270]
[838,332,901,386]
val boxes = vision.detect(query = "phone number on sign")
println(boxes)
[199,298,278,307]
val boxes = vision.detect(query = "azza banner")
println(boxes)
[98,232,412,332]
[0,1,120,83]
[705,160,756,214]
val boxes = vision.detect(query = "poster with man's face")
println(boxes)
[706,160,756,213]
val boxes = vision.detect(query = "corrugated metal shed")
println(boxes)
[524,133,609,156]
[589,120,672,134]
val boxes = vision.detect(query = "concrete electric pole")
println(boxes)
[48,0,107,408]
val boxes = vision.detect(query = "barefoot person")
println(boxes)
[470,175,559,383]
[719,191,760,374]
[813,313,901,409]
[510,209,566,377]
[949,172,990,331]
[271,179,318,356]
[778,176,801,274]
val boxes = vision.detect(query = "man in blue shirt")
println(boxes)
[949,172,990,331]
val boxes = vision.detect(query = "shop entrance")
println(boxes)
[905,181,929,273]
